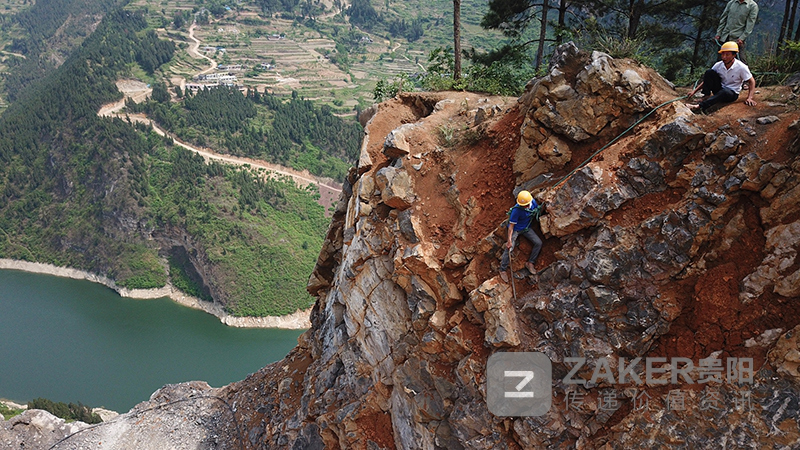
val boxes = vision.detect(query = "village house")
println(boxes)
[217,74,237,85]
[184,83,211,94]
[217,64,244,71]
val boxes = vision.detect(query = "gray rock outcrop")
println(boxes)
[0,410,88,449]
[211,44,800,449]
[12,44,799,449]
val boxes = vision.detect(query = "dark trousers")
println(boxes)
[500,228,542,271]
[698,69,739,111]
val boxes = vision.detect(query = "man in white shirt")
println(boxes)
[687,41,756,113]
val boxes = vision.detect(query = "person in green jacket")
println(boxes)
[715,0,758,62]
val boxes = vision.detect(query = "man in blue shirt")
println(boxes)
[499,190,543,283]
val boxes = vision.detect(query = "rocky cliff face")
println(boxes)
[20,43,800,449]
[214,44,800,448]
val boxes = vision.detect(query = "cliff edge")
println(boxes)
[220,43,800,449]
[31,43,800,449]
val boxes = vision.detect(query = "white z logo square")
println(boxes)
[504,371,535,397]
[487,352,552,416]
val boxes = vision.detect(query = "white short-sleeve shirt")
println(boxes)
[712,59,753,94]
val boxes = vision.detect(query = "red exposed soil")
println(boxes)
[450,106,524,249]
[366,93,526,290]
[648,110,800,365]
[621,88,800,373]
[594,87,800,438]
[606,188,686,228]
[356,411,395,449]
[406,101,521,261]
[644,87,800,365]
[460,318,492,361]
[363,97,427,172]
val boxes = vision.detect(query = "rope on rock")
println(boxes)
[508,248,518,301]
[503,95,689,287]
[545,95,689,195]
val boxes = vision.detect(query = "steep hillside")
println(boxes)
[221,43,800,448]
[1,0,123,103]
[0,8,330,317]
[20,43,800,449]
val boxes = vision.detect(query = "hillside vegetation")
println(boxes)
[132,84,362,181]
[0,4,331,316]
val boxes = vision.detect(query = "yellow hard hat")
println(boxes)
[517,190,533,206]
[719,41,739,53]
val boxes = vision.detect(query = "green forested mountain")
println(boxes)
[3,0,789,319]
[4,0,123,102]
[135,86,361,181]
[0,5,331,316]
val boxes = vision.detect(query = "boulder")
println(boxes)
[468,278,521,347]
[514,44,676,184]
[375,166,415,210]
[740,220,800,303]
[618,156,666,195]
[756,115,780,125]
[524,49,651,143]
[474,104,501,126]
[396,243,462,307]
[536,134,572,167]
[760,179,800,226]
[642,117,705,160]
[728,153,780,192]
[0,410,88,450]
[357,131,373,174]
[384,124,416,158]
[541,166,637,236]
[705,133,743,156]
[444,244,469,269]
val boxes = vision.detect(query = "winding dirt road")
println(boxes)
[101,107,342,208]
[97,24,343,211]
[0,50,26,59]
[182,23,218,91]
[148,116,342,194]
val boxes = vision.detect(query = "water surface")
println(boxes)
[0,269,303,412]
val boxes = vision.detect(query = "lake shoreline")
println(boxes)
[0,259,311,329]
[0,399,120,422]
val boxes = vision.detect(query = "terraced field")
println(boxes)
[0,0,33,16]
[188,20,371,108]
[2,0,508,113]
[128,0,461,112]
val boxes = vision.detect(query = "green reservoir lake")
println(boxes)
[0,269,304,413]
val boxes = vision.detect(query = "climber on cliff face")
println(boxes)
[499,190,543,283]
[686,41,756,114]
